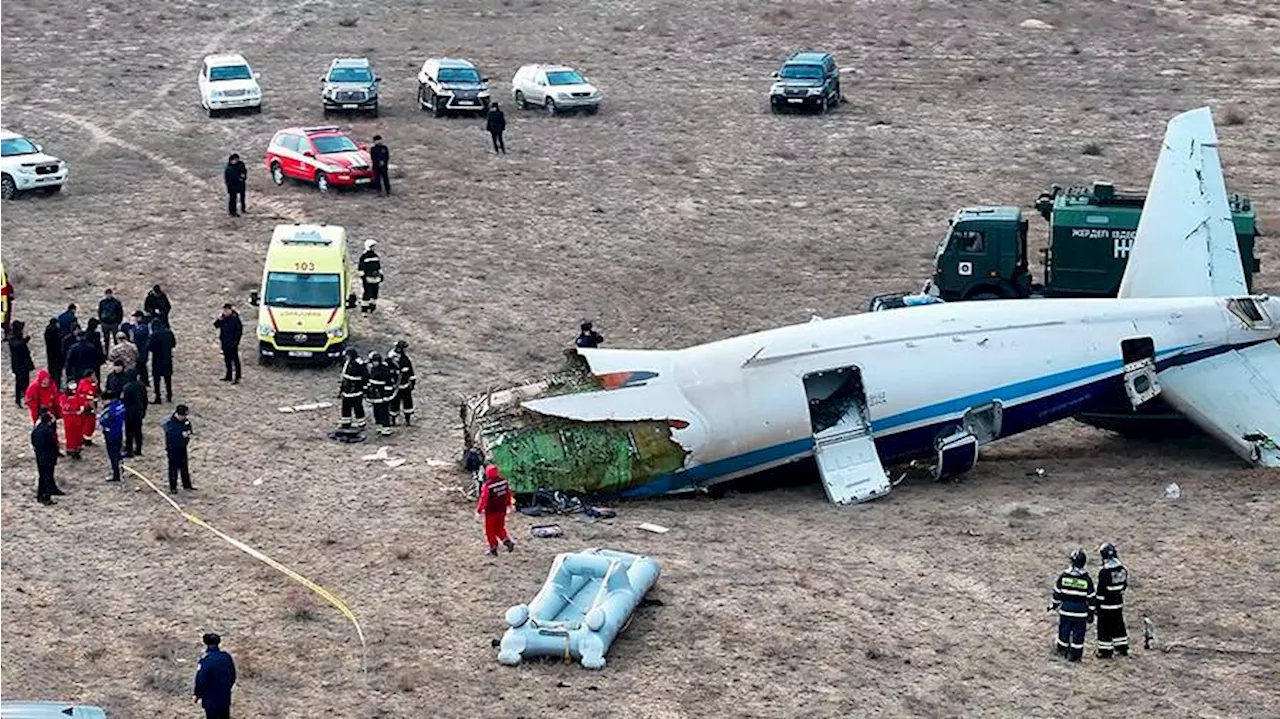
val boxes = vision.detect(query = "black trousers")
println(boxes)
[361,281,380,313]
[102,323,119,352]
[167,452,192,491]
[222,348,241,381]
[49,361,63,387]
[125,415,143,455]
[106,433,123,481]
[204,706,230,719]
[490,131,505,153]
[14,370,29,406]
[136,359,149,387]
[153,373,172,402]
[340,396,366,426]
[36,458,59,499]
[1096,607,1129,657]
[372,399,391,428]
[373,166,390,194]
[1057,616,1087,661]
[228,189,245,215]
[397,387,414,417]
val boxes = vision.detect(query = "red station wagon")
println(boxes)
[263,125,374,193]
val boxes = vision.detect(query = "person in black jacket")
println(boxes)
[387,339,416,426]
[370,135,390,196]
[145,285,172,323]
[56,303,79,337]
[121,369,147,457]
[1095,542,1130,658]
[164,404,195,493]
[32,409,63,505]
[43,318,64,385]
[1051,548,1096,662]
[575,321,604,348]
[148,317,176,403]
[338,348,367,429]
[103,359,127,399]
[486,103,507,154]
[84,318,106,383]
[130,310,151,394]
[365,352,394,436]
[98,288,125,352]
[213,304,242,383]
[193,632,236,719]
[356,240,382,314]
[224,154,247,217]
[64,331,99,387]
[7,320,34,407]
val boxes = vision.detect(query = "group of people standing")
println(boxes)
[338,339,416,436]
[6,284,200,504]
[1050,543,1130,662]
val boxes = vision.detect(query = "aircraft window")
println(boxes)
[1228,298,1270,327]
[953,230,985,254]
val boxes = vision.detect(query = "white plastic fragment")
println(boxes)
[637,522,669,534]
[1165,483,1181,500]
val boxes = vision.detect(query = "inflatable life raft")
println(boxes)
[498,548,660,669]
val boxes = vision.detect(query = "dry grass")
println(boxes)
[1,0,1279,716]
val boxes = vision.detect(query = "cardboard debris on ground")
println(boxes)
[530,524,563,538]
[637,522,670,534]
[277,401,335,413]
[362,447,390,461]
[384,458,407,469]
[426,458,451,468]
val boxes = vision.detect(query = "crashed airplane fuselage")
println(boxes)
[465,107,1280,504]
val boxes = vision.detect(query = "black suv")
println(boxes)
[769,52,841,113]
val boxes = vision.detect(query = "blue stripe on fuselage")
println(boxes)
[619,342,1244,499]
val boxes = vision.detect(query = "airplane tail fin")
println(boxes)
[1117,107,1248,299]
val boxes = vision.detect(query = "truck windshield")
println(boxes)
[780,64,823,80]
[439,67,481,84]
[1,137,39,157]
[210,65,252,81]
[329,67,373,83]
[265,272,341,308]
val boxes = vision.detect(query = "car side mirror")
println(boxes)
[345,293,357,310]
[374,76,382,82]
[771,71,779,78]
[304,151,315,158]
[482,76,490,83]
[34,143,43,152]
[358,144,367,150]
[249,291,260,307]
[253,72,261,79]
[320,76,327,82]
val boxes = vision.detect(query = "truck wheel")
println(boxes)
[515,90,527,110]
[969,292,1002,300]
[315,171,329,194]
[1,175,14,200]
[270,162,285,186]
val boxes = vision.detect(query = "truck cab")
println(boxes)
[926,206,1030,301]
[250,224,358,364]
[923,181,1261,301]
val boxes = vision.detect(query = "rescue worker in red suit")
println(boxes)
[25,369,61,424]
[75,373,99,445]
[60,381,91,459]
[476,465,516,556]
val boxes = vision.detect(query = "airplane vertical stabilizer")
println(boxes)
[1118,106,1248,299]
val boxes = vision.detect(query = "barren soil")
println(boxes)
[3,0,1279,716]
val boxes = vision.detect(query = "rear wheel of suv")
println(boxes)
[315,171,330,194]
[270,162,285,186]
[515,90,527,110]
[544,97,557,116]
[1,175,15,200]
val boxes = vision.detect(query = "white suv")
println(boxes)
[199,54,263,116]
[1,129,69,200]
[511,64,601,115]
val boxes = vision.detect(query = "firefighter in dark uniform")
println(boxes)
[385,347,402,425]
[387,339,416,426]
[357,239,382,314]
[366,352,394,435]
[338,348,368,429]
[575,321,604,348]
[1095,542,1130,657]
[1051,548,1095,662]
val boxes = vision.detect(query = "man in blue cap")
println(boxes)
[193,632,236,718]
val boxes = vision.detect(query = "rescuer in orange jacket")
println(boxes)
[60,381,91,458]
[75,374,99,444]
[25,369,61,424]
[476,465,516,557]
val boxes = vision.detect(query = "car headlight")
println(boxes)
[323,165,342,173]
[556,92,570,99]
[807,87,823,95]
[770,83,784,94]
[478,89,490,97]
[327,327,345,338]
[211,90,224,99]
[258,324,275,337]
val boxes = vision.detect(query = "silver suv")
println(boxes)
[321,58,380,117]
[416,58,490,117]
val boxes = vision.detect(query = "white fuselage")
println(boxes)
[625,296,1277,493]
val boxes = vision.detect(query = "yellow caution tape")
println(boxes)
[122,464,367,672]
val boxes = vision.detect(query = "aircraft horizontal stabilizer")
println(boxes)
[1118,106,1248,299]
[1158,340,1280,467]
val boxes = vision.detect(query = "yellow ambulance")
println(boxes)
[250,224,357,364]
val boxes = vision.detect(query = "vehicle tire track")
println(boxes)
[43,110,307,223]
[107,0,329,134]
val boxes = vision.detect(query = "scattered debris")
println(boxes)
[530,524,563,538]
[637,522,669,534]
[384,458,407,469]
[327,429,366,444]
[252,478,263,486]
[1026,467,1047,477]
[1164,483,1182,500]
[1143,616,1156,649]
[362,447,390,461]
[1019,18,1053,30]
[338,16,358,27]
[278,401,334,413]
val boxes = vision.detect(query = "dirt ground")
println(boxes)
[3,0,1279,716]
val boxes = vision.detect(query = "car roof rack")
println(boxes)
[302,125,342,134]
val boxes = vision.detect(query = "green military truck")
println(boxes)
[919,181,1261,302]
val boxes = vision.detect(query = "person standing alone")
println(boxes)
[192,632,236,719]
[213,303,242,384]
[164,404,195,493]
[97,288,124,353]
[357,240,383,314]
[476,465,516,556]
[224,153,247,217]
[7,320,34,407]
[32,409,63,505]
[370,135,391,196]
[486,102,507,154]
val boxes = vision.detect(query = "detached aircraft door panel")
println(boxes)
[804,368,892,505]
